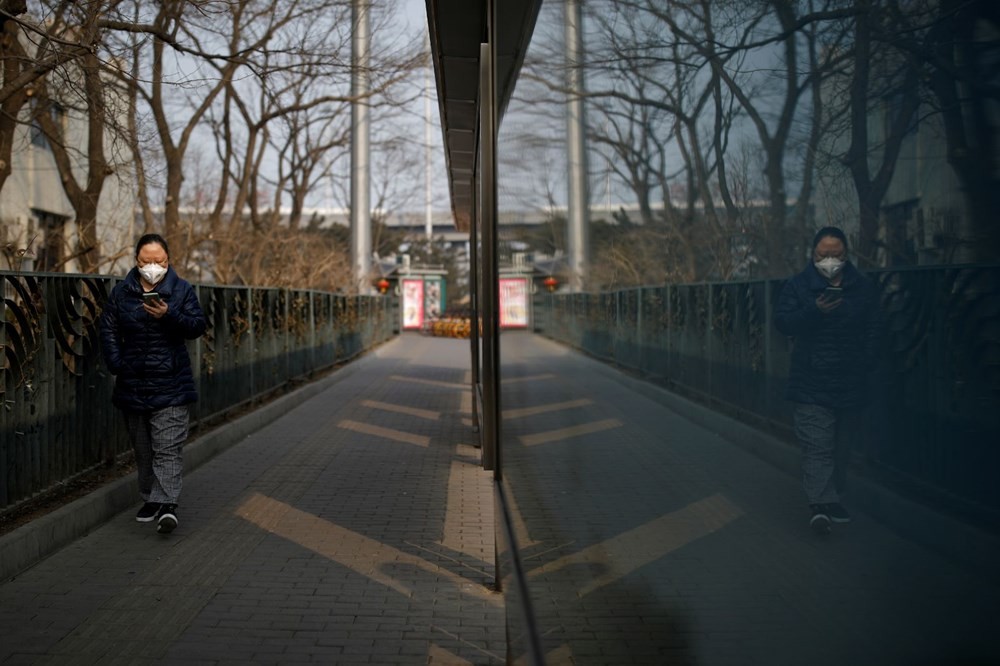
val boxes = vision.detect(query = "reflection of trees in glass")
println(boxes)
[516,0,999,283]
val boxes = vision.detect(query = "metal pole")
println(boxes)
[479,42,498,474]
[425,33,434,241]
[565,0,589,292]
[469,176,480,434]
[351,0,372,293]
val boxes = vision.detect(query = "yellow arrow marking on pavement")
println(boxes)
[430,625,503,664]
[512,643,575,666]
[501,373,555,384]
[503,398,594,420]
[519,418,623,447]
[428,643,474,665]
[338,419,430,447]
[459,387,472,415]
[502,485,541,549]
[528,493,743,597]
[391,374,467,390]
[439,444,491,559]
[235,493,500,605]
[545,644,575,665]
[360,399,440,421]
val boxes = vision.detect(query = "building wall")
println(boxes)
[813,96,978,266]
[0,58,136,274]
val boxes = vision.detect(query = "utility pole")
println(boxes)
[565,0,589,292]
[351,0,372,292]
[425,32,433,241]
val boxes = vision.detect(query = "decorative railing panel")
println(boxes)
[534,265,1000,523]
[0,271,395,512]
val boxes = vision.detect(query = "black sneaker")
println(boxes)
[809,505,831,535]
[156,504,178,534]
[136,502,160,523]
[826,503,851,524]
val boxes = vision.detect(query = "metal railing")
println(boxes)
[534,264,1000,524]
[0,271,396,512]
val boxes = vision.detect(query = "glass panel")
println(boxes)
[496,2,1000,664]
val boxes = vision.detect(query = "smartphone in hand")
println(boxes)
[822,286,843,301]
[142,292,163,306]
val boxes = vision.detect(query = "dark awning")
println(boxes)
[424,0,543,231]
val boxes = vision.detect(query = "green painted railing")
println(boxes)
[534,264,1000,526]
[0,271,396,512]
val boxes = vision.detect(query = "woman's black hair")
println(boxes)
[135,233,169,258]
[812,226,848,251]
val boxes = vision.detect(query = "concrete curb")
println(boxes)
[585,356,1000,574]
[0,344,389,583]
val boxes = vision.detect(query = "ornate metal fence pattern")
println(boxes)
[1,271,395,512]
[534,265,1000,523]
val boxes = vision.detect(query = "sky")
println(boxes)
[344,0,453,217]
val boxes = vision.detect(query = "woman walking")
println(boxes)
[774,227,882,534]
[100,234,207,534]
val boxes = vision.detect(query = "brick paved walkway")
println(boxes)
[498,333,1000,665]
[2,333,998,665]
[0,335,501,665]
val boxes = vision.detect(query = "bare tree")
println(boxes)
[0,1,30,195]
[0,0,106,197]
[889,0,1000,261]
[30,1,126,272]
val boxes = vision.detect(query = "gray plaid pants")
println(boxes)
[123,406,189,504]
[793,403,856,505]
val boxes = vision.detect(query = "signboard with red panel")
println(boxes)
[499,277,529,329]
[402,279,425,330]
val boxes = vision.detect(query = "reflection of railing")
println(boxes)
[0,271,395,513]
[533,264,1000,525]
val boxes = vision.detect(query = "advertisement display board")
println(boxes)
[425,278,443,321]
[402,279,425,330]
[499,277,529,328]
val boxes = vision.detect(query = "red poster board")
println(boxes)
[499,277,529,329]
[402,279,425,330]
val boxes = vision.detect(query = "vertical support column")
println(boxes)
[246,287,256,399]
[666,285,673,379]
[479,42,498,474]
[636,286,643,373]
[764,279,774,418]
[283,289,291,383]
[469,176,481,434]
[425,34,434,241]
[309,290,316,371]
[192,284,203,418]
[351,0,372,293]
[565,0,589,292]
[706,284,714,396]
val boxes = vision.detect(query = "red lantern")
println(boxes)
[543,276,558,292]
[376,278,390,294]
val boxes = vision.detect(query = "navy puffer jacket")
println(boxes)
[773,261,881,408]
[99,266,207,412]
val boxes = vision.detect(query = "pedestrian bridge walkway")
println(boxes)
[1,334,997,665]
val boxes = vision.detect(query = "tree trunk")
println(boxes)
[928,0,1000,262]
[0,21,28,195]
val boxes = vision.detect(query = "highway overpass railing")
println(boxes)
[533,264,1000,527]
[0,270,396,513]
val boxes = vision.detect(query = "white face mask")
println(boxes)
[138,263,167,285]
[814,256,845,280]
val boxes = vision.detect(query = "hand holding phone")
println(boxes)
[142,291,168,318]
[817,286,843,313]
